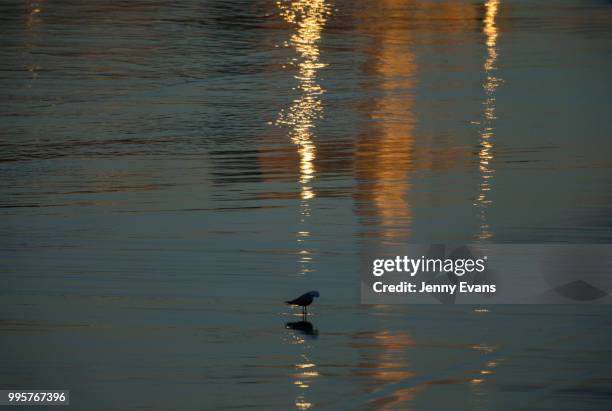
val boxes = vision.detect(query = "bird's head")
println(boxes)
[308,291,320,298]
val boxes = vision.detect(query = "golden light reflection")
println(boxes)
[289,350,320,410]
[285,318,320,410]
[471,343,496,354]
[277,0,330,278]
[26,1,44,28]
[469,343,498,393]
[470,350,501,400]
[354,1,417,240]
[295,397,313,410]
[353,331,421,410]
[276,0,331,203]
[473,308,490,313]
[297,371,320,377]
[476,0,501,240]
[25,1,46,81]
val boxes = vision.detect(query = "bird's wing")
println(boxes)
[286,294,308,305]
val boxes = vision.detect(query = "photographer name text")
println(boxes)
[371,255,496,295]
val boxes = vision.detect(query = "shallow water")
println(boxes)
[1,0,612,410]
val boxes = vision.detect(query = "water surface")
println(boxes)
[1,0,612,410]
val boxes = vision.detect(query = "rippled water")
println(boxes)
[2,0,612,410]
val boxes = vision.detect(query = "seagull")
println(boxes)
[285,290,320,316]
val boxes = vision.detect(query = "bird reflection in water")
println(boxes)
[285,319,319,410]
[286,320,319,338]
[276,2,329,408]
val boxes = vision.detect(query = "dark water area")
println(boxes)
[1,0,612,410]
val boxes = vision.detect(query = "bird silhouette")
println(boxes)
[285,290,319,316]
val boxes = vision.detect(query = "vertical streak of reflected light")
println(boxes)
[25,1,45,80]
[351,331,420,411]
[292,353,319,410]
[277,0,330,202]
[469,344,499,405]
[476,0,501,240]
[276,2,329,407]
[354,1,417,240]
[277,0,330,278]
